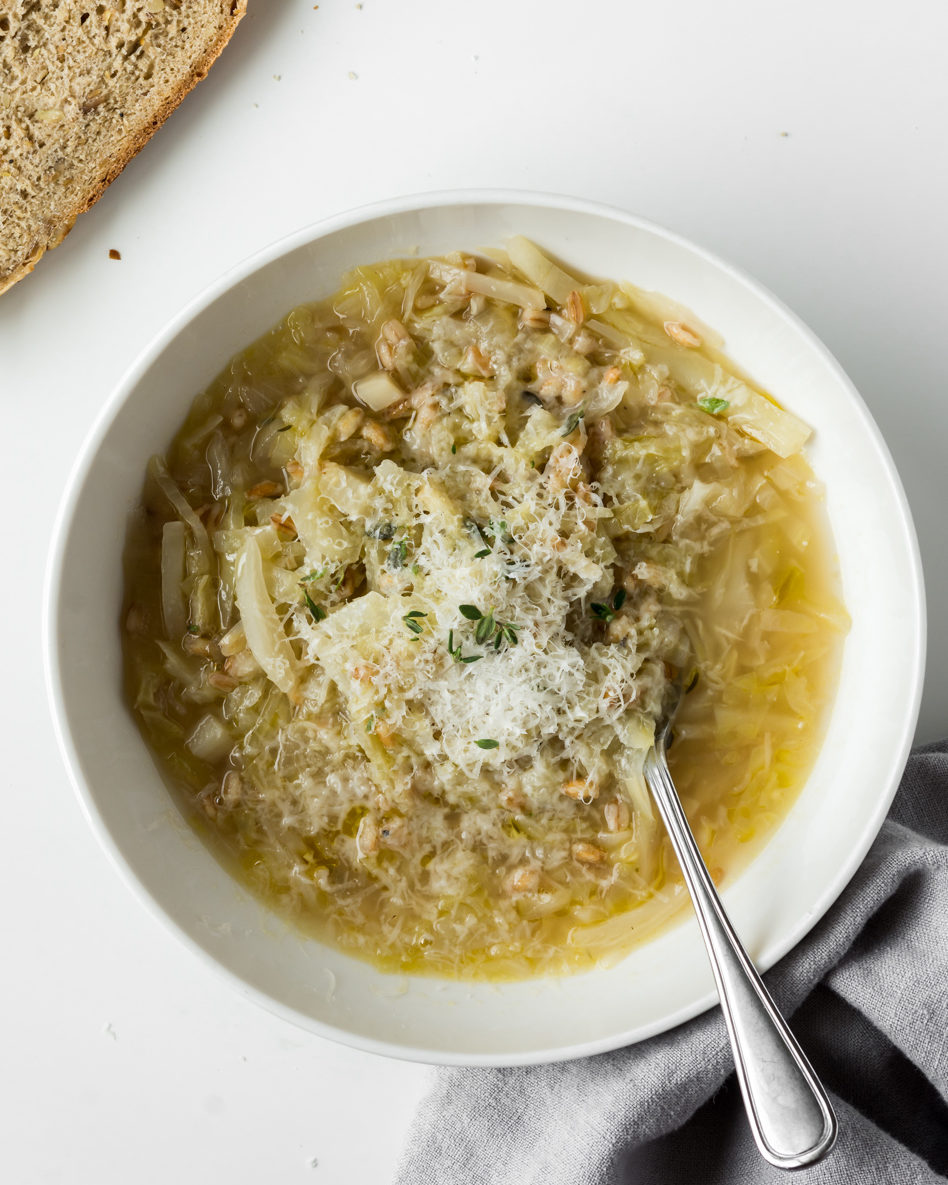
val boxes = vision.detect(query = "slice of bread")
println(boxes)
[0,0,247,294]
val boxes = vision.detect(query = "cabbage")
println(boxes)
[160,521,187,639]
[506,235,578,305]
[187,714,234,764]
[429,260,544,309]
[149,456,211,554]
[234,535,298,697]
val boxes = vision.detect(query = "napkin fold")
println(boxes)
[397,742,948,1184]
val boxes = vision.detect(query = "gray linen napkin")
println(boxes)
[397,742,948,1184]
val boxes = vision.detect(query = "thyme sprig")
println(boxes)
[448,629,482,664]
[457,604,521,650]
[590,588,626,624]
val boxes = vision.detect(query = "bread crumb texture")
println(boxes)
[0,0,246,294]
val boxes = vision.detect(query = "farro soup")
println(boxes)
[123,239,847,979]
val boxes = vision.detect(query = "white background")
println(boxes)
[1,1,946,1181]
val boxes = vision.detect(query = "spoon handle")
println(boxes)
[643,750,837,1169]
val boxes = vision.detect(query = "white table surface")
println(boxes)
[2,2,946,1181]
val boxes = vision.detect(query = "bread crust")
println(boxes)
[0,1,247,296]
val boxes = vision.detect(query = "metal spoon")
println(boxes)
[643,687,837,1169]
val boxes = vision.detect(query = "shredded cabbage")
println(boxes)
[234,535,298,697]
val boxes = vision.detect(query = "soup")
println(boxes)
[123,239,847,978]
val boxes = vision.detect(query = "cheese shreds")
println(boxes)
[122,243,847,979]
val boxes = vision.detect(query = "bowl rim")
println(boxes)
[43,188,927,1066]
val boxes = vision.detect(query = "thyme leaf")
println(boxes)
[562,405,586,436]
[474,611,495,645]
[302,590,326,622]
[697,395,729,416]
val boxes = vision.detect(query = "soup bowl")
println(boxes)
[45,192,925,1065]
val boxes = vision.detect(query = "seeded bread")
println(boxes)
[0,0,247,294]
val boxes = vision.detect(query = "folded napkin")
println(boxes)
[397,742,948,1184]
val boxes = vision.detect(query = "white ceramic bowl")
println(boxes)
[45,192,925,1066]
